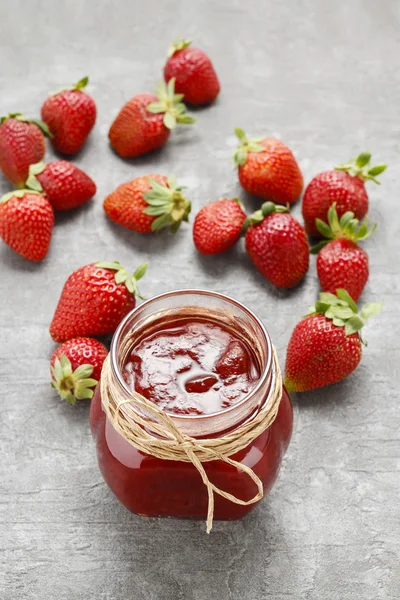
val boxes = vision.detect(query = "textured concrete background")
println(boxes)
[1,1,399,598]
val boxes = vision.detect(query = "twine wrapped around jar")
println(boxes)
[100,346,283,533]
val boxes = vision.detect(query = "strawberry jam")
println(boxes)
[123,320,261,416]
[90,290,293,522]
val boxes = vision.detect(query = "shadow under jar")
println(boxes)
[90,290,293,522]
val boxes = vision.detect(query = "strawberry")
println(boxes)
[311,204,376,301]
[284,289,382,392]
[164,38,220,105]
[25,160,96,211]
[0,190,54,261]
[302,151,387,237]
[50,337,108,405]
[104,174,191,234]
[49,261,147,342]
[109,79,195,158]
[233,128,303,205]
[41,76,96,155]
[0,113,51,187]
[193,198,246,254]
[244,202,309,288]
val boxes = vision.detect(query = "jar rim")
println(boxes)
[110,289,273,431]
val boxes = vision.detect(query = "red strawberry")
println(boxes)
[109,79,195,158]
[193,198,246,254]
[0,113,51,187]
[0,190,54,261]
[284,289,382,392]
[41,76,96,155]
[311,204,375,301]
[104,174,191,234]
[26,160,96,211]
[302,151,387,237]
[233,128,303,205]
[49,261,147,342]
[164,38,220,105]
[50,337,108,405]
[244,202,309,288]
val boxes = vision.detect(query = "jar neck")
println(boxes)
[108,290,273,437]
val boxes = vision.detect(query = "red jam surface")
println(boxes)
[90,316,293,521]
[122,320,260,416]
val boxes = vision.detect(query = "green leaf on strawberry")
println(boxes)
[51,76,90,97]
[308,288,382,344]
[168,38,192,57]
[25,161,47,192]
[310,203,376,254]
[0,112,52,138]
[51,354,98,405]
[242,201,289,232]
[233,128,265,166]
[0,189,42,204]
[95,261,148,299]
[335,150,387,184]
[143,176,191,233]
[146,79,196,129]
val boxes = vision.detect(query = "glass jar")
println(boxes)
[90,290,293,522]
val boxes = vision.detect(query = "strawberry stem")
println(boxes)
[95,261,148,299]
[242,201,289,233]
[310,203,376,254]
[25,162,47,192]
[307,289,382,344]
[335,151,387,184]
[168,38,192,57]
[143,176,191,233]
[146,79,196,129]
[0,113,52,137]
[233,128,265,166]
[0,189,42,204]
[50,76,90,97]
[51,354,98,405]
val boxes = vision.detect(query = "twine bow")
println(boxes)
[100,347,282,532]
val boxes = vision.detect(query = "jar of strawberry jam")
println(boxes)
[90,290,293,528]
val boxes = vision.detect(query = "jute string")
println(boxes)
[100,346,282,533]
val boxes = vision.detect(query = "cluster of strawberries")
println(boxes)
[0,39,384,402]
[0,77,97,260]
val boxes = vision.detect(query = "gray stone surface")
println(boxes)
[0,0,399,598]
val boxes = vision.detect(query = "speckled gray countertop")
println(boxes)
[1,1,399,598]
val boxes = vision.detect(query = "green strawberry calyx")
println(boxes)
[51,76,89,96]
[168,38,192,57]
[0,112,52,138]
[0,189,42,204]
[310,203,376,254]
[233,128,265,166]
[95,261,148,299]
[335,151,387,184]
[25,161,47,192]
[143,176,191,233]
[242,201,289,233]
[51,354,98,406]
[307,288,382,345]
[146,79,196,129]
